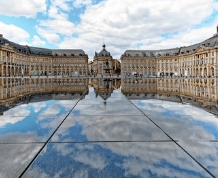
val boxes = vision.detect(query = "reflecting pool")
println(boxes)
[0,77,218,177]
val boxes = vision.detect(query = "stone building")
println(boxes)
[0,34,88,77]
[88,44,121,76]
[121,26,218,78]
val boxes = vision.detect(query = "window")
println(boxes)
[212,68,214,76]
[205,59,208,64]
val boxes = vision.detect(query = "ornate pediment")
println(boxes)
[194,47,207,53]
[2,43,14,51]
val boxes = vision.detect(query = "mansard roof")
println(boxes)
[0,36,87,57]
[95,44,112,58]
[122,34,218,58]
[123,48,180,57]
[179,43,200,55]
[29,46,52,55]
[52,49,86,56]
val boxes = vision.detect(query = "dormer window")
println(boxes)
[55,53,58,56]
[128,54,131,57]
[63,53,66,56]
[71,53,74,56]
[186,50,189,53]
[166,53,169,56]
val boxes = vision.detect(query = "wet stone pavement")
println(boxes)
[0,79,218,178]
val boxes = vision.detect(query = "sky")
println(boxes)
[1,0,218,60]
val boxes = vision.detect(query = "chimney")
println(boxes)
[0,34,3,38]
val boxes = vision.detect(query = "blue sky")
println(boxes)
[1,0,218,59]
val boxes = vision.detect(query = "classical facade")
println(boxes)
[0,34,88,77]
[121,27,218,78]
[1,27,218,79]
[88,44,121,76]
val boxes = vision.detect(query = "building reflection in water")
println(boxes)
[0,77,217,115]
[121,78,218,115]
[0,78,89,114]
[89,78,121,105]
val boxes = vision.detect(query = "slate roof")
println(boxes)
[0,36,87,57]
[122,34,218,57]
[52,49,86,57]
[95,44,112,57]
[123,48,180,57]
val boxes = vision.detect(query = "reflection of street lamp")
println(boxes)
[103,99,107,110]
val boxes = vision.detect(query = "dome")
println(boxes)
[99,92,111,101]
[98,44,111,57]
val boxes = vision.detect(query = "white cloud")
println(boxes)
[36,1,76,45]
[38,17,75,36]
[31,102,47,113]
[73,0,92,8]
[36,26,60,44]
[0,22,30,44]
[140,23,218,50]
[73,151,107,169]
[0,0,46,18]
[0,105,30,127]
[0,143,43,177]
[56,0,218,59]
[38,104,60,120]
[30,0,218,59]
[32,35,46,46]
[52,0,73,12]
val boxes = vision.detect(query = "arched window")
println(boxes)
[212,67,214,76]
